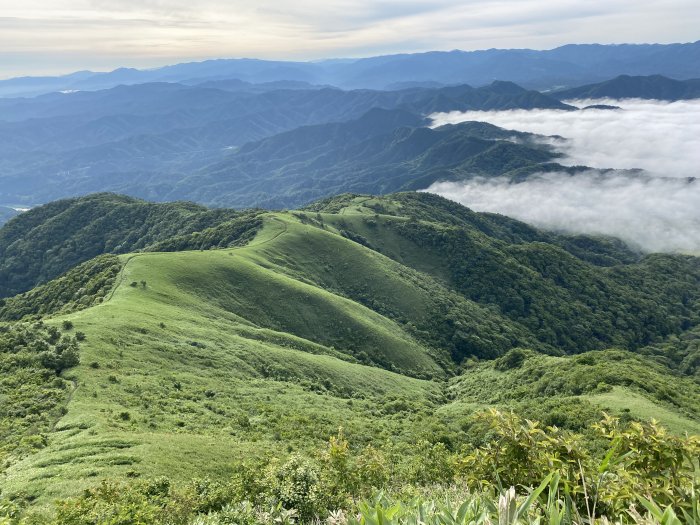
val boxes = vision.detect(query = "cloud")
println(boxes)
[427,172,700,254]
[426,100,700,253]
[0,0,699,77]
[431,99,700,179]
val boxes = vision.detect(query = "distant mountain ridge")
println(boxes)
[1,41,699,97]
[0,81,571,209]
[553,74,700,100]
[178,110,563,209]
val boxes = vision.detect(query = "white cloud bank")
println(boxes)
[426,100,700,253]
[429,172,700,254]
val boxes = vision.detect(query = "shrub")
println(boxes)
[494,348,529,371]
[268,455,323,521]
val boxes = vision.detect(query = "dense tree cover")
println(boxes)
[0,194,249,298]
[452,349,700,428]
[0,255,121,321]
[3,412,697,524]
[394,222,698,353]
[147,212,264,252]
[641,324,700,380]
[0,322,80,471]
[307,193,699,355]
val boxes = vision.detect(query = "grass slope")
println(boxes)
[1,194,699,511]
[0,215,446,505]
[446,349,700,435]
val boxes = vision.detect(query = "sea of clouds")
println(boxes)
[426,99,700,253]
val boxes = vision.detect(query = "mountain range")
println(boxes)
[177,110,565,209]
[0,81,573,211]
[2,26,700,521]
[3,67,700,218]
[552,74,700,100]
[2,41,700,98]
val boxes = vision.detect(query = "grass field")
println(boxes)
[1,214,445,506]
[1,204,698,511]
[584,387,700,435]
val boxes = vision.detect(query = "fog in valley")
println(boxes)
[427,99,700,253]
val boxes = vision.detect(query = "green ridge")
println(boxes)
[0,193,698,511]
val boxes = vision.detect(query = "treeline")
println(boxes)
[0,255,121,321]
[392,218,699,354]
[147,212,264,252]
[2,191,700,365]
[306,192,700,357]
[453,348,700,429]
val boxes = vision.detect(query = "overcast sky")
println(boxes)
[0,0,698,78]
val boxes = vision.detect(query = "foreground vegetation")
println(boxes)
[2,411,697,524]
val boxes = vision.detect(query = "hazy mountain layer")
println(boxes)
[1,41,699,97]
[0,206,18,225]
[552,74,700,100]
[165,110,566,208]
[0,82,571,208]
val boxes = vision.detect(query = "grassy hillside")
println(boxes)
[446,348,700,435]
[309,194,700,354]
[0,193,698,517]
[0,214,447,505]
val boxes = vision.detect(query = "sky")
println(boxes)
[1,0,699,78]
[426,99,700,253]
